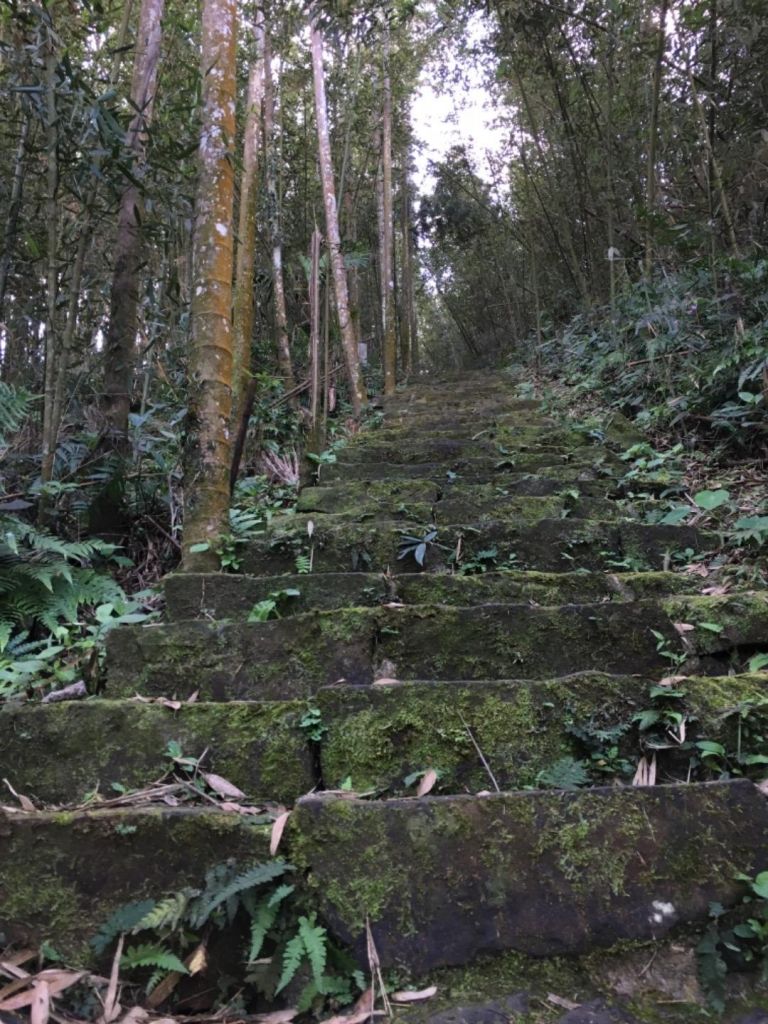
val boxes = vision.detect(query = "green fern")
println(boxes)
[190,859,292,929]
[276,932,305,994]
[133,890,196,935]
[537,756,591,790]
[145,967,172,996]
[299,914,327,986]
[247,884,294,962]
[0,382,34,446]
[89,899,157,955]
[120,943,188,975]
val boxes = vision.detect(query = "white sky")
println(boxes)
[410,12,508,195]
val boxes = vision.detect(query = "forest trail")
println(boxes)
[3,371,768,1020]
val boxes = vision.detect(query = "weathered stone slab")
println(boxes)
[0,807,274,962]
[106,601,682,699]
[240,515,709,575]
[316,674,768,795]
[294,781,768,969]
[0,699,313,805]
[164,570,391,620]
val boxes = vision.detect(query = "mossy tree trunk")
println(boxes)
[310,18,366,419]
[231,9,264,428]
[380,30,396,396]
[182,0,237,570]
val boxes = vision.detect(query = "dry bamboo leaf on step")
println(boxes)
[200,773,246,800]
[270,810,291,855]
[547,993,580,1011]
[372,677,400,687]
[416,769,438,796]
[253,1009,299,1024]
[2,778,36,811]
[30,979,50,1024]
[392,986,438,1003]
[0,971,86,1013]
[632,753,657,787]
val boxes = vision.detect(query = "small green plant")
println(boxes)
[536,756,590,790]
[295,552,312,574]
[397,526,438,567]
[697,872,768,1012]
[247,588,301,623]
[649,629,687,669]
[299,705,327,743]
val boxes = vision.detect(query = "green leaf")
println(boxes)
[298,913,327,986]
[276,933,305,994]
[659,506,692,526]
[747,653,768,673]
[121,943,189,975]
[693,489,730,511]
[751,872,768,899]
[189,542,210,553]
[697,622,724,633]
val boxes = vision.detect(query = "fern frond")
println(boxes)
[275,933,304,994]
[121,943,188,974]
[247,899,278,963]
[299,914,327,987]
[0,382,34,445]
[133,890,196,935]
[192,860,291,929]
[90,899,157,954]
[145,967,171,996]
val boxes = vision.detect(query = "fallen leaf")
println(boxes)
[702,585,729,596]
[323,987,385,1024]
[757,778,768,798]
[41,681,88,704]
[100,934,123,1024]
[270,810,291,856]
[2,778,36,811]
[0,971,85,1011]
[117,1009,149,1024]
[547,993,580,1010]
[632,753,657,787]
[201,773,246,800]
[658,675,687,686]
[158,699,182,711]
[253,1010,299,1024]
[30,980,50,1024]
[186,690,199,704]
[416,769,438,797]
[673,622,695,634]
[392,986,438,1003]
[372,677,401,687]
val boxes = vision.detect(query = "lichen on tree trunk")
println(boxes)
[182,0,237,571]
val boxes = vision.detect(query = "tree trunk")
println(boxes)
[182,0,237,569]
[231,9,264,426]
[263,26,296,394]
[400,158,418,374]
[40,21,59,497]
[310,18,365,418]
[380,33,396,395]
[644,0,669,278]
[0,113,30,368]
[100,0,165,443]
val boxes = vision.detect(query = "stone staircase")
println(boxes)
[2,371,768,1019]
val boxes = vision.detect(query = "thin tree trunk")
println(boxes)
[308,226,321,443]
[0,114,30,353]
[182,0,237,569]
[263,26,296,393]
[310,19,365,418]
[100,0,165,443]
[644,0,669,278]
[689,70,739,257]
[380,34,396,395]
[40,22,59,496]
[231,10,264,426]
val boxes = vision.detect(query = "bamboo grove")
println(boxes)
[0,0,766,576]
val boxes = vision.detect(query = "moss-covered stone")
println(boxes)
[293,781,768,969]
[316,674,768,794]
[0,807,273,963]
[0,699,313,805]
[662,592,768,654]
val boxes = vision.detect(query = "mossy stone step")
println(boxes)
[316,673,768,795]
[240,516,709,575]
[163,569,701,621]
[319,451,620,483]
[0,807,273,963]
[293,780,768,969]
[0,699,313,806]
[106,601,684,700]
[306,474,615,505]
